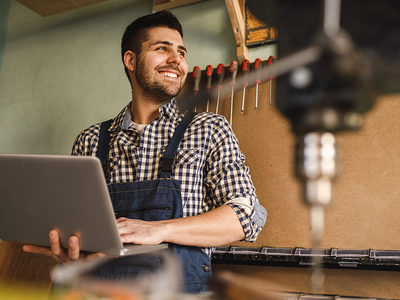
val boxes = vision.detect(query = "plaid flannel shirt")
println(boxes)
[71,99,266,256]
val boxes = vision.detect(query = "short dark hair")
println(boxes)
[121,11,183,81]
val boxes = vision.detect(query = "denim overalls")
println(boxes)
[95,112,212,293]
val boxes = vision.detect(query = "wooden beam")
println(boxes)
[152,0,205,12]
[15,0,111,16]
[224,0,249,62]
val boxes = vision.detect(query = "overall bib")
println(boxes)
[95,112,212,293]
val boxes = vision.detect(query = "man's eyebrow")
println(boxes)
[151,40,187,53]
[178,45,187,53]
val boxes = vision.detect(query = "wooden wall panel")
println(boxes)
[240,88,400,250]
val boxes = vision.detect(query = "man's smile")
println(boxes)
[160,71,178,78]
[157,68,182,80]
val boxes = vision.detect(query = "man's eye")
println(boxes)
[156,46,167,51]
[178,50,186,57]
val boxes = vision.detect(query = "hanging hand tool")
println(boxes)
[267,56,276,105]
[215,63,225,114]
[254,58,262,109]
[192,66,201,112]
[241,59,249,113]
[192,66,201,95]
[206,64,213,112]
[229,61,238,126]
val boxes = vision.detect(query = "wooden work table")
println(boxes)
[0,240,56,288]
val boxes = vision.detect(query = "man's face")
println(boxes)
[134,27,188,102]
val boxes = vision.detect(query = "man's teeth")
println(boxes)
[161,72,178,78]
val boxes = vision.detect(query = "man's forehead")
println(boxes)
[143,27,184,45]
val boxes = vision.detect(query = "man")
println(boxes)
[24,11,266,293]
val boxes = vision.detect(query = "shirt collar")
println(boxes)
[108,99,182,132]
[108,103,130,132]
[159,98,181,121]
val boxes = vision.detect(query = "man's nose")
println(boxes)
[167,50,182,65]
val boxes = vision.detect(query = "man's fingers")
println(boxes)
[23,244,66,263]
[22,244,53,256]
[116,217,128,225]
[68,235,80,260]
[49,229,63,256]
[24,231,86,263]
[86,252,106,260]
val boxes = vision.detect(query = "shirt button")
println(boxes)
[202,264,210,272]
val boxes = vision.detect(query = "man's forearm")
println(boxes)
[159,205,245,247]
[117,205,245,247]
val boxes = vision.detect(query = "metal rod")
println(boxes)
[324,0,342,37]
[230,87,234,126]
[255,84,259,109]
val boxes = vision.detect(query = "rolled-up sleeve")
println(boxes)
[205,116,267,242]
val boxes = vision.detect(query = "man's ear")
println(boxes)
[123,50,136,72]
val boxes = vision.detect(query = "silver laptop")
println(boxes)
[0,154,166,257]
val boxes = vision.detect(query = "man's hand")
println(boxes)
[117,218,166,245]
[22,229,105,263]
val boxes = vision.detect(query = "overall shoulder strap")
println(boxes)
[160,112,197,178]
[96,119,113,179]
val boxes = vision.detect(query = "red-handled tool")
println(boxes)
[229,61,238,126]
[215,63,225,114]
[241,59,249,113]
[254,58,262,109]
[206,64,213,112]
[267,56,275,105]
[192,66,201,112]
[192,66,201,95]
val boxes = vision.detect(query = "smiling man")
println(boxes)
[23,11,267,293]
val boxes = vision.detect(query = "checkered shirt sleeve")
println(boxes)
[182,113,265,242]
